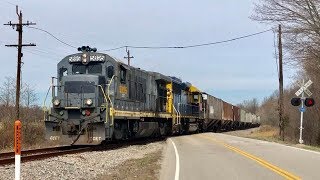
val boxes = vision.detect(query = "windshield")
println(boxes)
[72,64,86,74]
[64,81,95,93]
[72,64,102,74]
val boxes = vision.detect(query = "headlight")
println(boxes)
[53,99,60,106]
[82,53,88,63]
[85,99,93,106]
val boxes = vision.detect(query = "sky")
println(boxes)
[0,0,295,105]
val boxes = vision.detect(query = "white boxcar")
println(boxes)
[240,109,246,122]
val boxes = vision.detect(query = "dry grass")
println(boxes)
[245,125,279,141]
[0,119,46,152]
[96,150,162,180]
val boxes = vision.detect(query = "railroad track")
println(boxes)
[0,146,92,166]
[0,137,165,166]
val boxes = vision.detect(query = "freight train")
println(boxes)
[44,47,260,145]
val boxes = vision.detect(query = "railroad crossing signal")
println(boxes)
[291,79,314,144]
[291,97,315,107]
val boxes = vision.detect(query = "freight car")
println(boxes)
[202,94,259,132]
[44,47,259,145]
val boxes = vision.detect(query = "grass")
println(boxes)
[96,150,162,180]
[0,119,46,152]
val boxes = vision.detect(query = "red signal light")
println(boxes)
[305,98,315,107]
[85,110,91,116]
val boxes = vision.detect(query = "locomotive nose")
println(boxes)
[60,75,99,108]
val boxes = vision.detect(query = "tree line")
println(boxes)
[0,76,44,150]
[250,0,320,145]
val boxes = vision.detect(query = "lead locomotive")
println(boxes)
[44,46,206,145]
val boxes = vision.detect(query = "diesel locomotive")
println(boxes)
[44,47,259,145]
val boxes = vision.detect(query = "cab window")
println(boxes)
[59,67,68,80]
[88,64,102,74]
[107,66,114,78]
[120,67,126,84]
[72,64,86,74]
[193,94,199,102]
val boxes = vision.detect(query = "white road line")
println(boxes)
[170,138,180,180]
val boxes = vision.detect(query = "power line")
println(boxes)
[26,26,77,49]
[102,28,273,51]
[0,0,16,6]
[23,49,59,62]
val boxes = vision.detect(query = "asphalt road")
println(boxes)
[160,133,320,180]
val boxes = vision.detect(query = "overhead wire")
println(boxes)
[0,0,16,6]
[26,26,77,49]
[102,28,273,51]
[23,49,59,62]
[32,47,65,57]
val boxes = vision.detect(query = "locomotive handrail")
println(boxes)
[97,85,108,105]
[177,103,181,124]
[42,86,52,121]
[107,75,115,109]
[172,103,180,125]
[97,83,108,124]
[107,75,115,126]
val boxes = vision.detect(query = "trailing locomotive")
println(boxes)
[44,47,259,145]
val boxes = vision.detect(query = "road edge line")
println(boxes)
[170,138,180,180]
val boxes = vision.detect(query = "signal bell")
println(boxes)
[291,98,301,106]
[305,98,315,107]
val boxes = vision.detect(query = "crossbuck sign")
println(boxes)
[295,80,313,97]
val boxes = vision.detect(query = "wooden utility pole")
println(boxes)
[4,6,36,120]
[278,24,284,141]
[124,47,134,66]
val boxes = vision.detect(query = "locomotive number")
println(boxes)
[93,137,102,141]
[68,56,81,62]
[90,55,105,62]
[49,136,60,141]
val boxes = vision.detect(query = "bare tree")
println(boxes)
[0,76,38,107]
[0,77,15,107]
[252,1,320,144]
[252,0,320,74]
[238,98,259,114]
[21,83,38,108]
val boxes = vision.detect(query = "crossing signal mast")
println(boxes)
[291,80,315,144]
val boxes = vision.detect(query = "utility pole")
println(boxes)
[124,47,134,66]
[4,6,36,120]
[278,24,284,141]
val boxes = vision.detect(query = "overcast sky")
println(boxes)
[0,0,295,105]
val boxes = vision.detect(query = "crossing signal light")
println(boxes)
[291,98,301,106]
[305,98,315,107]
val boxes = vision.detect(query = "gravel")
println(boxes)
[0,141,164,180]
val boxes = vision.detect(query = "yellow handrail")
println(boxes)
[107,75,115,126]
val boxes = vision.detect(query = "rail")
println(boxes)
[0,146,92,166]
